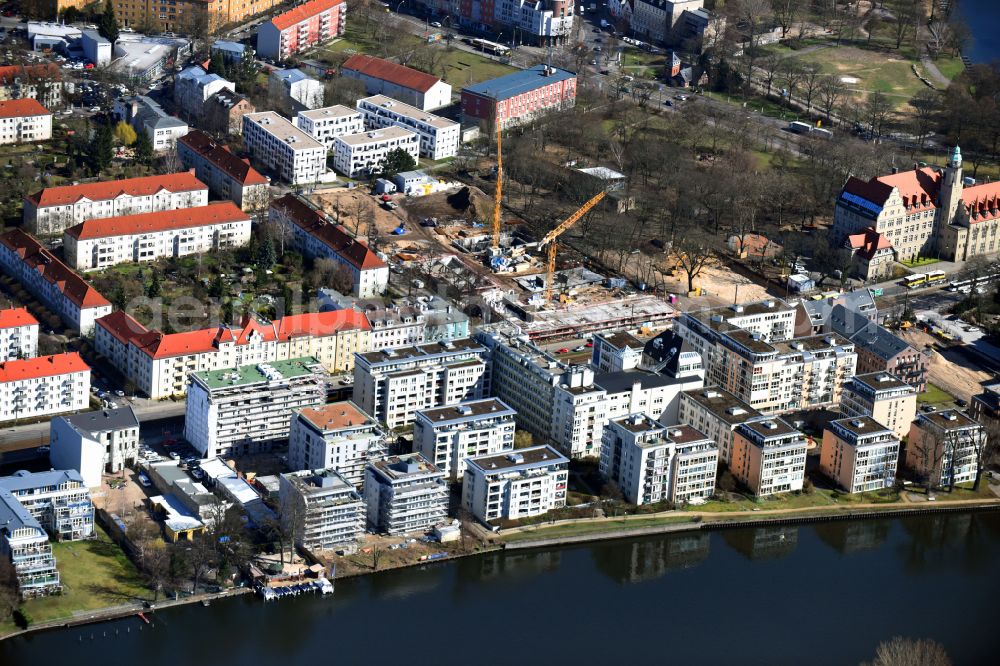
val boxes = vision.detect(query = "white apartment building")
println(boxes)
[289,402,387,488]
[279,468,364,552]
[357,95,460,160]
[363,304,426,350]
[333,126,419,179]
[243,111,327,185]
[821,416,900,494]
[591,330,644,373]
[600,414,718,506]
[269,193,389,298]
[63,202,252,271]
[0,308,38,360]
[269,68,324,112]
[0,488,60,598]
[364,453,448,535]
[906,409,986,489]
[353,339,490,429]
[731,418,807,497]
[295,105,364,151]
[0,98,52,145]
[677,386,761,466]
[184,357,328,459]
[840,372,917,440]
[50,406,140,488]
[462,446,568,524]
[674,299,797,373]
[174,66,234,120]
[0,230,112,336]
[96,309,371,399]
[23,170,209,236]
[0,352,90,423]
[114,95,189,152]
[414,398,517,482]
[177,131,270,213]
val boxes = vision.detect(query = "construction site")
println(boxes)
[303,127,677,341]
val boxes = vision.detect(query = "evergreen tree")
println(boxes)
[147,271,161,298]
[134,129,153,165]
[255,234,276,270]
[208,51,228,78]
[208,274,226,298]
[91,123,115,173]
[98,0,119,44]
[377,148,417,179]
[233,47,259,94]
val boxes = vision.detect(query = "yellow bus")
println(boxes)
[903,273,927,289]
[926,270,946,285]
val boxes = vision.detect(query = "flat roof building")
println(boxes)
[364,453,448,535]
[332,126,420,179]
[731,417,807,497]
[414,398,517,482]
[289,402,387,487]
[356,95,460,161]
[295,105,365,151]
[821,416,900,493]
[461,65,577,129]
[840,372,917,440]
[677,386,761,465]
[279,468,364,552]
[243,111,327,185]
[906,409,986,490]
[463,446,569,524]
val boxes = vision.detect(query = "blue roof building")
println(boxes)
[461,65,577,129]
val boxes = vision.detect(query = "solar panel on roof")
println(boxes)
[840,192,883,216]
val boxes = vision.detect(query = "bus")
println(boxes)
[925,269,947,285]
[470,38,511,56]
[903,273,927,289]
[788,121,812,134]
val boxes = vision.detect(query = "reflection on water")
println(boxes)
[591,533,711,584]
[722,525,799,561]
[814,520,891,555]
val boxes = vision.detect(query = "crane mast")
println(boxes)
[539,191,606,303]
[492,123,502,249]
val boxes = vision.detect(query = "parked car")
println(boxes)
[138,473,152,487]
[556,348,569,354]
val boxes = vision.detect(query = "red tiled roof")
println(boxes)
[342,54,441,94]
[96,310,149,345]
[0,352,88,383]
[843,168,941,209]
[64,202,249,241]
[234,317,277,345]
[0,98,50,118]
[276,310,370,341]
[26,171,206,208]
[0,63,60,86]
[271,194,386,270]
[0,307,38,330]
[846,227,893,261]
[964,181,1000,224]
[299,401,372,430]
[178,130,268,186]
[0,229,111,309]
[271,0,344,31]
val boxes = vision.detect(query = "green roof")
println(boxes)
[193,357,324,391]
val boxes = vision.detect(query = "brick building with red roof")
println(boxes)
[257,0,346,62]
[0,307,39,361]
[177,130,269,213]
[95,309,372,399]
[0,229,111,336]
[0,64,62,108]
[341,54,452,111]
[269,193,389,298]
[0,352,90,422]
[832,146,1000,264]
[24,170,210,236]
[62,202,252,272]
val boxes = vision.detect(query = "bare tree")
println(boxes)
[800,65,824,114]
[759,53,783,97]
[770,0,802,39]
[671,228,716,293]
[861,636,952,666]
[735,0,774,97]
[818,75,847,124]
[908,90,941,149]
[779,60,805,104]
[866,91,893,140]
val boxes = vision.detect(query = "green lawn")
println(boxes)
[683,490,837,513]
[917,382,956,406]
[932,56,965,83]
[905,482,996,502]
[901,256,941,268]
[11,527,147,631]
[502,515,699,542]
[702,90,804,122]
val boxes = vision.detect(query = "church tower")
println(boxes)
[939,145,964,227]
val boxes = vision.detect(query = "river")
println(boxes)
[956,0,1000,64]
[3,513,999,665]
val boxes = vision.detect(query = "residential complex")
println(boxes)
[414,398,517,482]
[357,95,460,160]
[364,454,448,535]
[414,0,575,46]
[971,381,1000,427]
[0,230,112,335]
[363,304,426,350]
[592,331,644,373]
[600,414,718,506]
[96,310,371,399]
[202,88,256,137]
[295,105,365,151]
[243,111,327,185]
[830,306,927,392]
[0,63,62,109]
[268,68,325,112]
[114,0,282,34]
[342,54,452,111]
[174,66,234,121]
[257,0,347,61]
[278,468,364,552]
[185,357,328,459]
[353,338,491,429]
[461,65,577,130]
[832,146,1000,263]
[50,407,140,488]
[177,131,270,213]
[821,416,900,493]
[906,410,986,489]
[674,299,797,370]
[0,470,94,598]
[0,98,52,145]
[0,307,38,360]
[268,193,389,298]
[63,202,252,271]
[332,126,420,179]
[114,95,189,151]
[23,170,208,236]
[840,372,918,440]
[730,418,808,497]
[289,402,387,487]
[677,386,761,466]
[463,446,569,523]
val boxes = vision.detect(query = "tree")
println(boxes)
[800,65,823,113]
[147,270,161,298]
[255,233,277,270]
[377,147,417,179]
[208,51,228,78]
[866,91,893,140]
[759,53,783,97]
[91,122,115,172]
[770,0,801,39]
[779,60,805,105]
[735,0,773,97]
[818,75,846,124]
[888,0,921,50]
[671,228,716,293]
[513,430,534,449]
[0,557,17,624]
[97,0,119,44]
[861,636,951,666]
[114,121,137,146]
[909,90,942,149]
[134,129,154,165]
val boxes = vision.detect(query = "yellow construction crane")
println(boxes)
[492,123,503,250]
[538,191,606,303]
